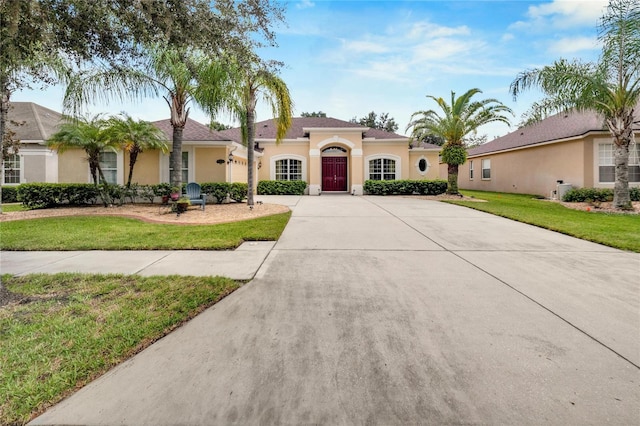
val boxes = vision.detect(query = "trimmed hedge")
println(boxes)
[1,186,19,203]
[563,187,640,202]
[257,180,307,195]
[363,179,448,196]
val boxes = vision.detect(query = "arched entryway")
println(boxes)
[321,146,348,192]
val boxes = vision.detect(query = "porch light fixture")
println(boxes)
[228,153,234,164]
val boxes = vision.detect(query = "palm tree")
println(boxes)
[228,64,292,206]
[47,114,119,206]
[108,113,169,188]
[64,46,230,189]
[510,0,639,210]
[407,88,513,194]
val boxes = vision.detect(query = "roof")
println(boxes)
[152,119,231,142]
[220,117,408,141]
[411,141,442,150]
[6,102,63,141]
[469,107,640,157]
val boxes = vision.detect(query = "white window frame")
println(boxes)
[162,148,194,183]
[270,154,307,181]
[469,160,474,180]
[2,153,23,185]
[365,154,401,181]
[481,158,491,180]
[597,142,640,184]
[92,150,123,185]
[415,155,430,176]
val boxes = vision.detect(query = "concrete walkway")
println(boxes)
[21,195,640,425]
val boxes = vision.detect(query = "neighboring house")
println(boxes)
[2,102,62,185]
[3,103,442,193]
[459,109,640,198]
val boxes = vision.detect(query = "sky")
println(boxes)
[11,0,608,139]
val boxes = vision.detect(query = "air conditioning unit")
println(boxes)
[557,183,573,200]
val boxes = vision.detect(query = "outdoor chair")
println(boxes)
[185,182,206,210]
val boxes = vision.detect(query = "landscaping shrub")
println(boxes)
[1,186,18,203]
[562,187,639,203]
[363,179,447,196]
[201,182,231,203]
[229,183,248,202]
[257,180,307,195]
[17,183,99,208]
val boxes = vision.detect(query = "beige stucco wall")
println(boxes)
[257,142,310,182]
[124,150,160,185]
[408,150,441,180]
[57,149,89,183]
[459,139,586,196]
[195,147,227,183]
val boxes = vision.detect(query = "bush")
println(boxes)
[1,186,19,203]
[631,187,640,202]
[17,183,99,209]
[363,179,447,196]
[563,188,613,203]
[257,180,307,195]
[201,182,231,204]
[229,183,248,202]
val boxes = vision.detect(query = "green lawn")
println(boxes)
[1,203,27,212]
[1,273,240,425]
[0,212,291,250]
[447,191,640,252]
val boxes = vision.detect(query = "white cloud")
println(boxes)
[412,38,482,62]
[407,22,471,40]
[548,36,599,54]
[295,0,315,10]
[514,0,608,29]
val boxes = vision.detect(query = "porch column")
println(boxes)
[351,148,363,195]
[308,148,321,195]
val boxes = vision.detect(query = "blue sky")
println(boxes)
[12,0,608,138]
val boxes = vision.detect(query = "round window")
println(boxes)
[418,158,428,172]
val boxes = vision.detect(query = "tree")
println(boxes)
[351,111,399,133]
[46,114,120,205]
[510,0,639,210]
[301,111,327,117]
[64,47,232,189]
[108,114,169,188]
[209,121,232,131]
[228,63,293,206]
[406,89,513,194]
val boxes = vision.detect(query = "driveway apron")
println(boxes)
[30,196,640,425]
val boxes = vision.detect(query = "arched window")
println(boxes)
[369,158,396,181]
[275,158,302,181]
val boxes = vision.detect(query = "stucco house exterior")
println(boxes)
[3,103,442,194]
[458,108,640,198]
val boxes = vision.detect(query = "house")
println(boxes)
[458,108,640,198]
[2,102,442,193]
[221,117,441,195]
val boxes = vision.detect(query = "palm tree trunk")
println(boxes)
[171,126,184,188]
[0,81,9,215]
[447,163,459,194]
[126,149,140,188]
[246,105,255,207]
[613,143,631,209]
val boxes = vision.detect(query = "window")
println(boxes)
[169,152,189,183]
[275,158,302,181]
[3,154,20,184]
[369,158,396,181]
[99,151,117,184]
[481,159,491,179]
[469,160,474,180]
[600,143,640,183]
[415,156,429,175]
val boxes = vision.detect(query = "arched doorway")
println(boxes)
[321,146,348,192]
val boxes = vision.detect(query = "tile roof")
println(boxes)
[220,117,408,141]
[7,102,63,141]
[152,119,232,142]
[469,107,640,157]
[411,141,442,150]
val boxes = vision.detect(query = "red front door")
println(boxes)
[322,157,347,191]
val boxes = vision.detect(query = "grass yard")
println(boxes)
[1,203,27,212]
[447,191,640,252]
[0,212,291,250]
[0,273,241,425]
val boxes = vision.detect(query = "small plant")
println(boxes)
[170,186,181,201]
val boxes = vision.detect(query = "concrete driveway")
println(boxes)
[30,195,640,425]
